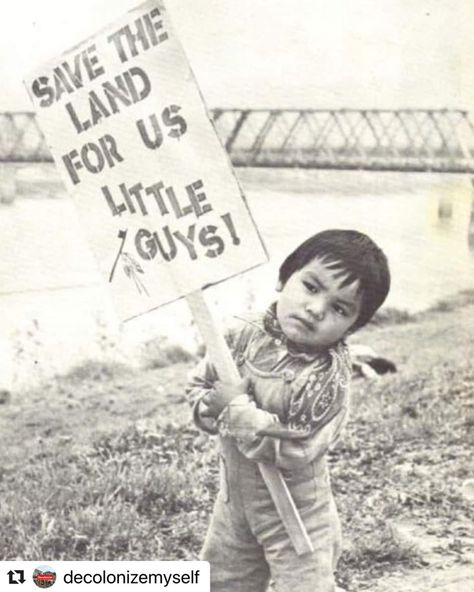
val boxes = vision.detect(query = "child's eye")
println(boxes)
[333,305,347,317]
[303,281,319,294]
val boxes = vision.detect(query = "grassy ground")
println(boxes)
[0,293,473,589]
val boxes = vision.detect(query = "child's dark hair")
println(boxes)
[279,229,390,330]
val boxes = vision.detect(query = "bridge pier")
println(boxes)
[437,194,453,219]
[0,163,17,204]
[468,179,474,249]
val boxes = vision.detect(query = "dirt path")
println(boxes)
[373,565,473,592]
[371,520,473,591]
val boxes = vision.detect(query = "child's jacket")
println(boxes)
[187,305,352,469]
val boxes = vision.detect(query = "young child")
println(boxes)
[187,229,390,592]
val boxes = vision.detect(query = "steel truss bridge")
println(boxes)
[1,109,474,173]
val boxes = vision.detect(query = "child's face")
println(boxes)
[276,256,363,349]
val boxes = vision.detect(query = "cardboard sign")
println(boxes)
[24,0,267,320]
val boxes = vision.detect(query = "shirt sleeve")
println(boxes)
[217,344,351,470]
[186,356,219,435]
[185,323,253,434]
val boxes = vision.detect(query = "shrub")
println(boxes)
[63,360,133,383]
[140,337,195,369]
[370,307,414,327]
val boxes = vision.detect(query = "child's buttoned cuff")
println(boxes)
[217,394,279,441]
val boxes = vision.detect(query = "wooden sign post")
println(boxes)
[25,0,312,556]
[187,291,313,556]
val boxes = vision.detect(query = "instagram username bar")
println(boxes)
[3,561,210,590]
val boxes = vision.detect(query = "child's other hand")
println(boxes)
[201,377,252,418]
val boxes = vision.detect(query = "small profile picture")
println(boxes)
[32,565,56,588]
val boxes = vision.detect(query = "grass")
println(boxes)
[331,355,473,588]
[0,422,216,560]
[0,294,473,589]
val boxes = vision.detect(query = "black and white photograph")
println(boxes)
[0,1,472,590]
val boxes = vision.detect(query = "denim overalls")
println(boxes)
[187,310,351,592]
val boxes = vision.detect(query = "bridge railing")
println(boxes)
[1,109,474,173]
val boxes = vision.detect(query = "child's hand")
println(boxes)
[200,377,252,418]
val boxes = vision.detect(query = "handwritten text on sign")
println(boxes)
[25,0,267,320]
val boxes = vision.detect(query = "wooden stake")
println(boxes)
[186,290,314,556]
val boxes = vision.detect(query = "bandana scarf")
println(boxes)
[262,304,352,437]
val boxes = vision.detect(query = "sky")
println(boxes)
[1,0,473,111]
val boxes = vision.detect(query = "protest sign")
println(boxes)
[25,0,312,556]
[24,0,267,321]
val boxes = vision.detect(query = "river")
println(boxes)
[1,164,473,386]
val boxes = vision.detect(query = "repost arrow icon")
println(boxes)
[7,569,25,584]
